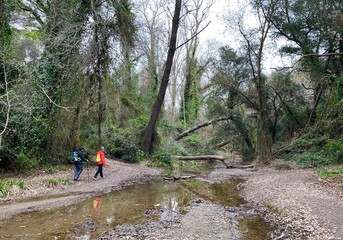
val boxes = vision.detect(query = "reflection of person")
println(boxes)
[73,147,88,181]
[93,146,106,180]
[93,196,103,214]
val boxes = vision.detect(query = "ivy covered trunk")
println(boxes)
[256,75,273,165]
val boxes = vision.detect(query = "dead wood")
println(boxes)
[174,155,254,169]
[163,175,197,180]
[174,117,231,141]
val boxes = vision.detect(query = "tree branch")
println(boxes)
[0,64,10,138]
[176,21,211,50]
[39,85,75,112]
[271,52,343,71]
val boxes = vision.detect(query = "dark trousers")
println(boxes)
[94,164,103,178]
[74,161,83,179]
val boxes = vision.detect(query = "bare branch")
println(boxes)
[39,85,75,112]
[0,64,10,137]
[271,52,343,71]
[176,20,211,50]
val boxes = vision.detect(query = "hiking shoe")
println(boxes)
[74,178,80,181]
[93,177,96,180]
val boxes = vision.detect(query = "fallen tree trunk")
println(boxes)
[174,155,254,169]
[163,175,197,180]
[174,117,231,141]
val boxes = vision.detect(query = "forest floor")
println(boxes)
[0,159,343,239]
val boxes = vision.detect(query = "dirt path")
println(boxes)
[241,167,343,240]
[1,160,343,240]
[0,160,161,220]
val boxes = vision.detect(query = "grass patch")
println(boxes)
[273,162,292,170]
[43,178,71,188]
[267,202,287,215]
[0,179,26,197]
[316,166,343,179]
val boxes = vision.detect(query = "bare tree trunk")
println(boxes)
[142,0,182,155]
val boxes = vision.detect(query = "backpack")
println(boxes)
[71,151,79,162]
[96,153,101,163]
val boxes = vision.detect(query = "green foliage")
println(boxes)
[45,165,57,174]
[184,135,201,148]
[281,136,343,168]
[0,179,25,197]
[17,152,36,171]
[162,141,190,156]
[294,152,328,168]
[0,180,14,197]
[323,138,343,164]
[317,166,343,179]
[22,29,42,40]
[17,180,25,189]
[148,151,173,169]
[132,116,149,130]
[290,135,328,152]
[103,125,141,163]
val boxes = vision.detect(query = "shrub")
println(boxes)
[17,152,36,171]
[148,152,173,169]
[184,135,201,148]
[104,127,141,163]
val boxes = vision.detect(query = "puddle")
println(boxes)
[0,177,273,239]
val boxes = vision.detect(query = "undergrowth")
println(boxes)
[279,136,343,169]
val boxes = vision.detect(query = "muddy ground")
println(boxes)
[0,159,343,239]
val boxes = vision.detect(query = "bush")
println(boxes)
[17,152,37,171]
[148,152,173,169]
[103,127,141,163]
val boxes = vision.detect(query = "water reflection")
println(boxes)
[92,196,103,215]
[0,177,272,239]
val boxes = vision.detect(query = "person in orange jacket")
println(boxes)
[93,146,106,180]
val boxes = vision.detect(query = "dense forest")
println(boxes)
[0,0,342,172]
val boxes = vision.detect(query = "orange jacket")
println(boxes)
[96,150,105,165]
